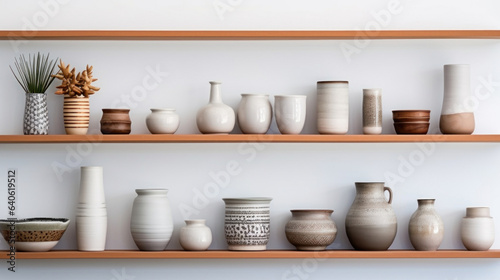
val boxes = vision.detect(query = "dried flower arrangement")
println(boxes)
[52,60,100,97]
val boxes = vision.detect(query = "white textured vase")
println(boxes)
[196,81,235,134]
[76,166,107,251]
[440,64,475,134]
[237,94,272,134]
[408,199,444,251]
[274,95,307,135]
[130,189,174,251]
[179,219,213,251]
[461,207,495,251]
[317,81,349,134]
[362,89,382,135]
[223,197,272,251]
[146,108,180,134]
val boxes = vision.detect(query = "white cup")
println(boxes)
[274,95,307,134]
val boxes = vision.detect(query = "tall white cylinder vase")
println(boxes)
[439,64,475,134]
[130,189,174,251]
[76,166,107,251]
[317,81,349,134]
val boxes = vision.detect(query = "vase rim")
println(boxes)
[223,197,272,203]
[444,64,470,67]
[274,95,307,98]
[135,188,168,195]
[102,108,130,113]
[355,182,385,184]
[290,209,333,213]
[150,108,176,112]
[417,198,436,202]
[241,93,269,97]
[184,219,206,223]
[317,81,349,84]
[209,81,221,84]
[26,92,47,94]
[81,166,103,170]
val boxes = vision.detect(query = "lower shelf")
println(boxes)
[2,250,499,259]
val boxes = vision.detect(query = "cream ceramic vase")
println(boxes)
[274,95,307,134]
[345,182,397,251]
[362,89,382,135]
[76,166,107,251]
[196,81,235,134]
[461,207,495,251]
[317,81,349,134]
[285,209,337,251]
[63,95,90,135]
[223,197,272,251]
[440,64,475,134]
[237,94,272,134]
[146,108,180,134]
[179,219,212,251]
[408,199,444,251]
[130,189,174,251]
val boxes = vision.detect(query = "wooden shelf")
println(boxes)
[1,30,499,40]
[0,134,500,144]
[1,250,499,259]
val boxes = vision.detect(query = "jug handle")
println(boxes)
[384,186,393,204]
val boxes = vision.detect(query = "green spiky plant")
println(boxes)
[10,52,58,93]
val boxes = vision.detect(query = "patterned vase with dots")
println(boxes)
[223,197,272,251]
[23,93,49,135]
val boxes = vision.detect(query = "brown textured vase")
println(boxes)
[345,182,397,251]
[408,199,444,251]
[63,95,90,135]
[285,209,337,251]
[100,109,131,134]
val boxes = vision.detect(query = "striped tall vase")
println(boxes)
[64,95,90,135]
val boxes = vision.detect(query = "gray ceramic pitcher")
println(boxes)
[345,182,397,250]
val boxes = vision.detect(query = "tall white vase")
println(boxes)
[76,166,107,251]
[440,64,475,134]
[130,189,174,251]
[237,94,272,134]
[317,81,349,134]
[196,81,235,134]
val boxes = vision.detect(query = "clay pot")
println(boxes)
[146,108,180,134]
[317,81,349,134]
[408,199,444,251]
[345,182,397,251]
[285,209,337,251]
[100,109,131,134]
[461,207,495,251]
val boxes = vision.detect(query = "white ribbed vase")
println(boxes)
[130,189,174,251]
[76,166,107,251]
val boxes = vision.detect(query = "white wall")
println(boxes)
[1,0,500,279]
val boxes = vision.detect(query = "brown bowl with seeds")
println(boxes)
[0,218,70,252]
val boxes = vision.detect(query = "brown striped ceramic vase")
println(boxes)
[63,95,90,135]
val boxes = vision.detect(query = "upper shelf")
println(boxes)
[1,250,499,259]
[1,134,500,143]
[1,30,500,40]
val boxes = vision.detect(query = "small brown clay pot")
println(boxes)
[100,109,131,134]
